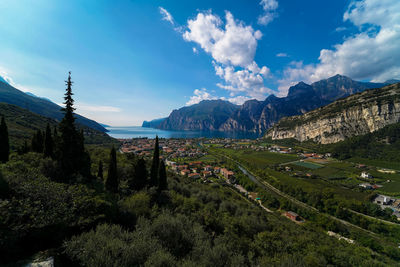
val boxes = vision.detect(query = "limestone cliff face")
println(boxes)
[266,83,400,144]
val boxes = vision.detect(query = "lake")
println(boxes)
[106,126,261,139]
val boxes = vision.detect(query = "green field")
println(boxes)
[292,161,323,169]
[348,157,400,171]
[215,149,299,167]
[211,148,367,202]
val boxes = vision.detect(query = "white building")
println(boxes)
[361,172,372,179]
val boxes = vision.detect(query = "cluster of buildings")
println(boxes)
[119,138,206,159]
[269,145,294,154]
[373,194,400,219]
[166,160,235,183]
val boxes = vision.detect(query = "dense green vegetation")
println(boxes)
[326,122,400,165]
[1,75,400,266]
[0,102,117,149]
[209,147,400,257]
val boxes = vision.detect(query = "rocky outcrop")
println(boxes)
[266,83,400,144]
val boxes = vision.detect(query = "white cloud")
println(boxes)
[215,63,273,100]
[335,26,347,32]
[182,11,272,101]
[276,52,289,57]
[159,7,174,25]
[258,0,279,26]
[0,68,17,87]
[192,47,198,54]
[227,95,252,105]
[278,0,400,95]
[186,88,218,106]
[183,11,262,67]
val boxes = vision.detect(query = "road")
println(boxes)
[216,152,380,236]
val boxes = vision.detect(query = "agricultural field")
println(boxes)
[292,161,323,169]
[348,157,400,171]
[214,148,299,167]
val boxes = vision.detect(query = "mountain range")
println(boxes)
[148,75,398,133]
[266,82,400,144]
[0,78,107,132]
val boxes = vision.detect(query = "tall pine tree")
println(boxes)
[130,158,148,191]
[158,160,167,191]
[43,123,54,158]
[31,130,44,153]
[0,117,9,163]
[106,147,118,193]
[58,72,90,180]
[97,160,103,179]
[149,135,159,187]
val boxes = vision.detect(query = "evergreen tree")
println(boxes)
[31,130,44,153]
[149,136,159,187]
[97,160,103,179]
[0,117,9,163]
[130,158,148,191]
[43,123,54,158]
[58,72,90,179]
[53,126,61,159]
[106,147,118,193]
[158,160,167,191]
[21,140,29,154]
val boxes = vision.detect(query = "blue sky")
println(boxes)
[0,0,399,125]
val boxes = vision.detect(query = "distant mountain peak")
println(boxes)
[287,81,313,97]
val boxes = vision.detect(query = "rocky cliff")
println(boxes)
[266,83,400,144]
[155,75,396,133]
[158,100,239,131]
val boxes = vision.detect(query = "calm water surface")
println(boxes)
[106,126,261,139]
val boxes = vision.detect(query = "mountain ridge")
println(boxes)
[0,80,107,132]
[266,82,400,144]
[153,75,395,133]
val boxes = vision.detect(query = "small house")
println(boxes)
[361,172,372,179]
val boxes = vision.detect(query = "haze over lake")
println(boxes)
[106,126,261,139]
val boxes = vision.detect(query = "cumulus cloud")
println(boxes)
[183,11,272,101]
[186,88,218,106]
[159,7,174,25]
[183,11,262,67]
[258,0,279,26]
[215,63,273,99]
[278,0,400,95]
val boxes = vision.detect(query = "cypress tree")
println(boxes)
[158,160,167,191]
[58,72,90,179]
[53,126,60,159]
[0,117,9,163]
[106,147,118,193]
[22,140,29,154]
[43,123,54,158]
[130,158,148,191]
[31,130,44,153]
[149,135,159,187]
[97,160,103,179]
